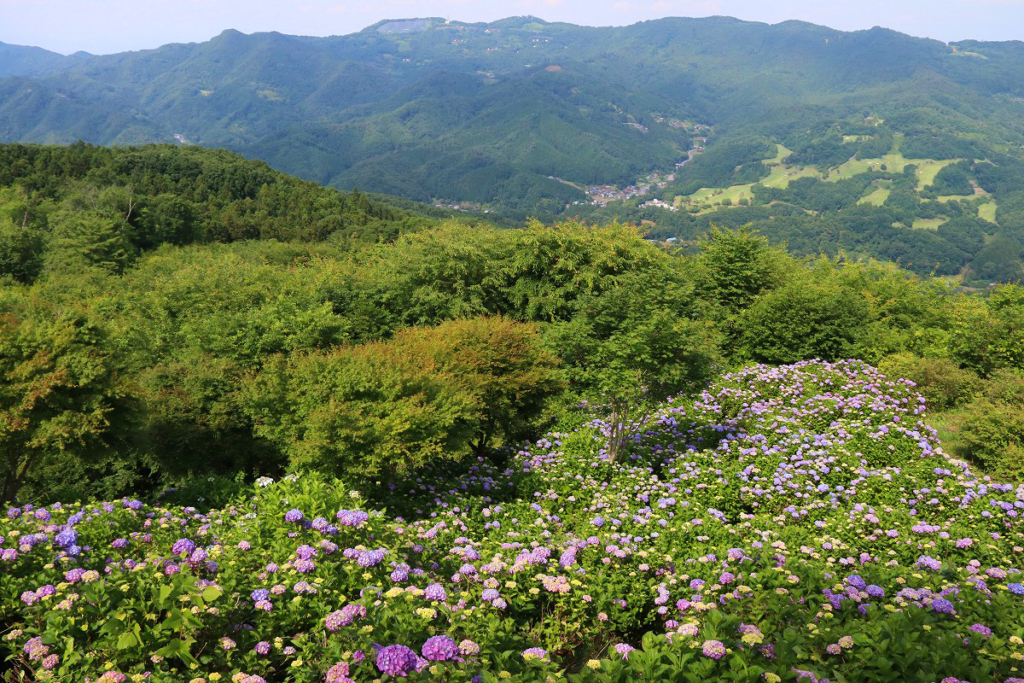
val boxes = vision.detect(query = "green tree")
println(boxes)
[545,271,720,460]
[948,285,1024,376]
[0,217,45,283]
[242,342,477,479]
[396,317,563,455]
[501,220,668,322]
[0,312,120,501]
[694,226,791,313]
[739,279,871,364]
[46,211,137,275]
[241,317,562,478]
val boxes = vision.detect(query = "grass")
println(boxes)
[949,50,988,60]
[912,217,948,231]
[916,159,958,191]
[760,164,818,189]
[859,187,891,206]
[823,153,958,189]
[979,201,998,222]
[826,157,877,180]
[676,145,814,208]
[768,144,793,164]
[674,136,970,214]
[928,409,969,460]
[938,195,975,202]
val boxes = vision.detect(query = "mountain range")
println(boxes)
[2,15,1024,279]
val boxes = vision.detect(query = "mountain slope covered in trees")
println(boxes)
[2,17,1023,214]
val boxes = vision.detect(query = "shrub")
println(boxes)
[958,398,1024,481]
[878,352,979,410]
[738,280,871,363]
[241,317,562,477]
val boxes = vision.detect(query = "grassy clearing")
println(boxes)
[826,157,874,180]
[768,144,794,164]
[675,135,967,212]
[916,159,958,191]
[938,195,976,202]
[859,187,891,206]
[912,217,948,230]
[823,153,958,188]
[979,201,998,222]
[928,409,969,461]
[760,164,818,189]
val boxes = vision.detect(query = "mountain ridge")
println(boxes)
[1,15,1024,279]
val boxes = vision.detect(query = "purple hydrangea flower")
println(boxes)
[421,636,458,661]
[702,640,726,659]
[171,538,196,555]
[376,644,419,677]
[54,528,77,549]
[522,647,548,661]
[327,662,353,683]
[969,623,993,637]
[424,583,447,601]
[337,509,370,527]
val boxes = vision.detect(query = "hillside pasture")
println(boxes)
[859,186,892,206]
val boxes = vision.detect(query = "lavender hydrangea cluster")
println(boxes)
[2,360,1024,683]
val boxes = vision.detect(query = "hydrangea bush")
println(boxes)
[2,360,1023,682]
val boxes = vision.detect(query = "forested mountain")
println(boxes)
[0,142,479,283]
[2,16,1024,278]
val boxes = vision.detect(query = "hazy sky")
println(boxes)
[1,0,1022,55]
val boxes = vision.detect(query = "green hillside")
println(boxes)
[2,16,1024,276]
[0,142,476,283]
[1,18,1022,209]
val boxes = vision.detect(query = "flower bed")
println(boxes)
[1,360,1023,682]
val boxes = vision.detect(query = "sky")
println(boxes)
[1,0,1022,55]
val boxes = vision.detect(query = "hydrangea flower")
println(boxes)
[702,640,726,659]
[522,648,548,662]
[424,583,447,601]
[172,538,196,555]
[421,635,458,661]
[326,662,354,683]
[613,643,635,659]
[375,644,419,677]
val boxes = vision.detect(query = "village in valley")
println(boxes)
[581,123,711,210]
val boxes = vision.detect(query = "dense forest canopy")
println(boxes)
[0,142,1022,504]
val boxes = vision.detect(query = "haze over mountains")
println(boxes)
[2,15,1024,279]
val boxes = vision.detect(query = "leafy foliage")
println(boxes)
[242,317,561,477]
